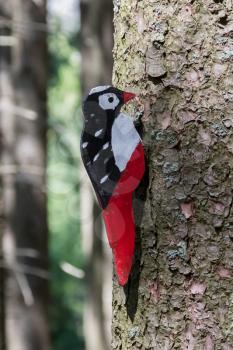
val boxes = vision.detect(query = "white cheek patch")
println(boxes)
[98,93,120,110]
[89,86,110,95]
[112,113,140,172]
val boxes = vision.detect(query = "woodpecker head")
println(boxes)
[83,85,136,116]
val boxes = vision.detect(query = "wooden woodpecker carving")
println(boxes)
[80,86,145,285]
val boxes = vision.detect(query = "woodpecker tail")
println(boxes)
[102,193,135,286]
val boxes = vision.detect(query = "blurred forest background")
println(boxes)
[0,0,113,349]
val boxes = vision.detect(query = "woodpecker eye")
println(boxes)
[98,93,120,110]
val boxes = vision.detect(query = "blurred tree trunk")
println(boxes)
[0,189,5,350]
[80,1,113,350]
[0,206,5,350]
[0,5,10,350]
[0,209,5,350]
[112,1,233,349]
[0,128,5,350]
[0,1,50,349]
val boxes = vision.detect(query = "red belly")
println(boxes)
[102,143,145,285]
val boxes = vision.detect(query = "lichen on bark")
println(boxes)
[112,1,233,349]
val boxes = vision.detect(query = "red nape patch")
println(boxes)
[102,143,145,285]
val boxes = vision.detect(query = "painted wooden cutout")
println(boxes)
[81,86,145,285]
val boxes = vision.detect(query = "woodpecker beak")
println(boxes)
[123,91,136,104]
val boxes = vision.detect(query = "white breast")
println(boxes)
[111,113,140,172]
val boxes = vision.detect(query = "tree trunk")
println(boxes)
[0,4,11,350]
[0,186,5,350]
[112,1,233,349]
[80,1,113,349]
[0,200,5,350]
[0,1,49,349]
[0,119,5,350]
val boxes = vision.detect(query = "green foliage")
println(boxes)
[48,23,85,350]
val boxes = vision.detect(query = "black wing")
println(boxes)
[80,101,121,208]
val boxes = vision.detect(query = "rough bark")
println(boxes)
[112,1,233,349]
[0,1,49,349]
[80,0,113,349]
